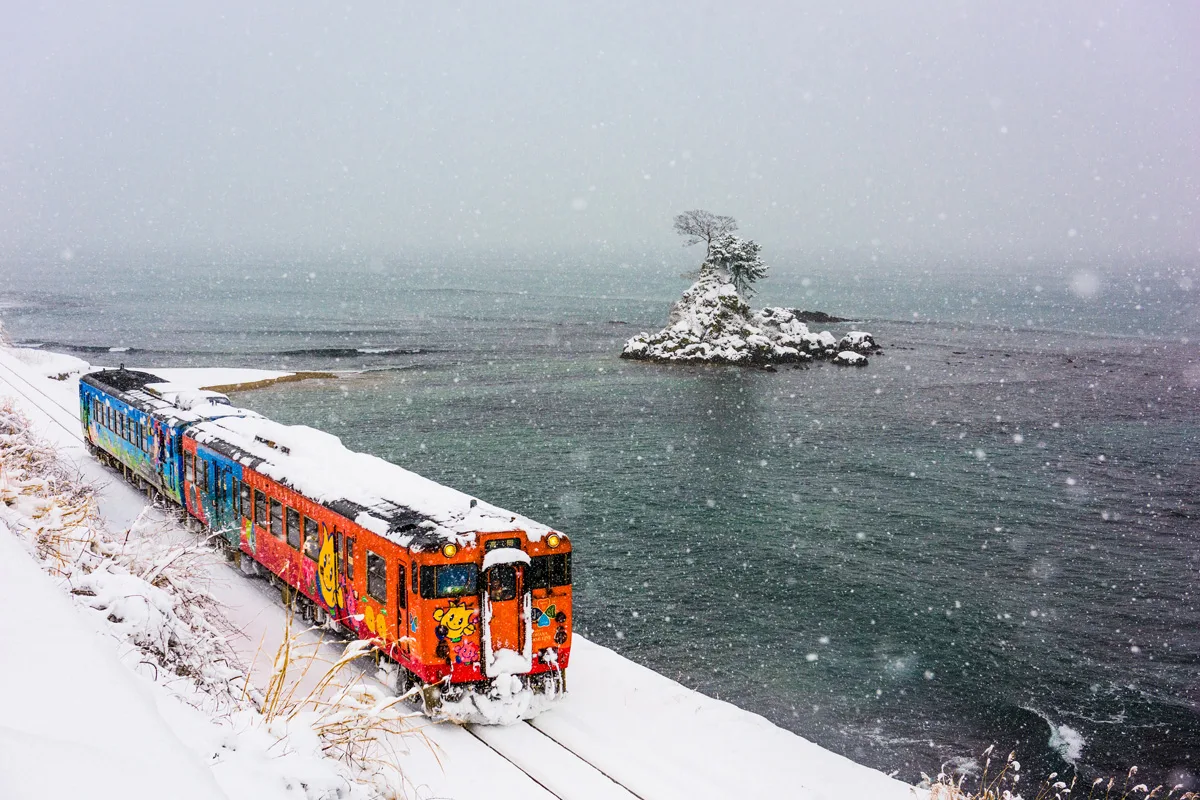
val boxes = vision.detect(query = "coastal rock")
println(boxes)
[621,272,877,366]
[837,331,879,353]
[832,350,869,367]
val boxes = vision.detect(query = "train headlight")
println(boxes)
[442,543,458,558]
[546,534,561,549]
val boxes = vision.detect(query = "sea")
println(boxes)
[3,250,1198,788]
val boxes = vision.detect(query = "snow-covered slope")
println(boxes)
[0,528,228,800]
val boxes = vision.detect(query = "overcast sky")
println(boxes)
[2,1,1197,264]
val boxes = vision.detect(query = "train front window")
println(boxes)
[528,554,571,589]
[549,552,571,586]
[433,564,478,598]
[487,565,517,602]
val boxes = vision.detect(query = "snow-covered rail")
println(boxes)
[465,721,646,800]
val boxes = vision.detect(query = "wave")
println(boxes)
[274,347,428,357]
[23,341,148,354]
[1021,706,1087,766]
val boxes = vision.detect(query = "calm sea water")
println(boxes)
[3,252,1198,786]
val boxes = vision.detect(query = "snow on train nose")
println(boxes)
[480,546,532,678]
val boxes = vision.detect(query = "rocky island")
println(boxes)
[621,224,879,367]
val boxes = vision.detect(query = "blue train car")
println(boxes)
[80,368,251,506]
[181,429,248,548]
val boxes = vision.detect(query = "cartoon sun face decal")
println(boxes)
[433,599,478,643]
[317,529,342,609]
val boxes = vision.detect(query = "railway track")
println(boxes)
[465,720,646,800]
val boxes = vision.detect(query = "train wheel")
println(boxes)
[396,670,420,704]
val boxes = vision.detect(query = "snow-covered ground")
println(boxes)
[0,344,921,800]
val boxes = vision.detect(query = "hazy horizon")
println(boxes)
[3,2,1198,264]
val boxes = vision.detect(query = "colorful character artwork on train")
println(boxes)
[433,599,478,643]
[454,640,480,665]
[361,604,387,638]
[535,603,566,628]
[316,532,343,609]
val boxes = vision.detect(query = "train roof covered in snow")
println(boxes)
[188,414,557,551]
[81,368,256,426]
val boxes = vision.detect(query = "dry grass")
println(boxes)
[252,613,434,796]
[928,747,1198,800]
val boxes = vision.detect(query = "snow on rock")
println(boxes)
[832,350,869,367]
[837,331,879,353]
[621,271,879,366]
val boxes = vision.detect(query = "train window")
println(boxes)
[304,517,319,560]
[241,483,252,519]
[396,564,407,610]
[255,490,267,529]
[197,458,208,493]
[428,564,478,599]
[270,499,283,538]
[185,452,195,483]
[526,556,549,590]
[549,552,571,587]
[411,561,418,594]
[487,565,517,602]
[366,551,387,603]
[344,535,355,579]
[529,554,571,588]
[286,507,301,549]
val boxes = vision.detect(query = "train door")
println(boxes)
[481,552,532,677]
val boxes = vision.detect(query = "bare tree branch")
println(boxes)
[673,209,738,257]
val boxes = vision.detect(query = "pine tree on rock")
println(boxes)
[706,234,768,297]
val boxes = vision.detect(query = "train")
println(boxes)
[80,367,571,720]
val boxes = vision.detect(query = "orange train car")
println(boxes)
[181,413,572,720]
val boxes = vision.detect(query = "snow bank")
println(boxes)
[621,269,879,366]
[7,346,91,380]
[0,525,226,800]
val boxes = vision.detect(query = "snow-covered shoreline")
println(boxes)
[0,340,922,800]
